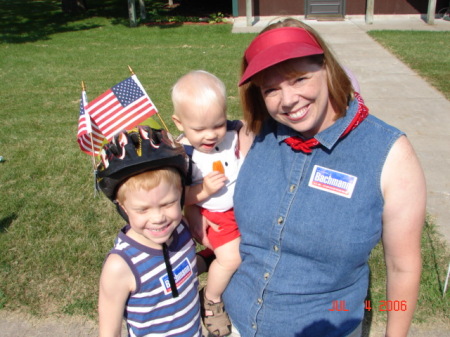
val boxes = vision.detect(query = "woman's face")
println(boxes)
[259,58,336,139]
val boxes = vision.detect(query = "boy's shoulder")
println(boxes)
[103,252,130,275]
[100,252,135,292]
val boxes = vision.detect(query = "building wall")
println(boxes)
[237,0,305,17]
[236,0,448,16]
[346,0,447,14]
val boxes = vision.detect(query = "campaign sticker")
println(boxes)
[308,165,357,198]
[160,257,193,295]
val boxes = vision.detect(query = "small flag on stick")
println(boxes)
[77,84,104,156]
[85,75,158,141]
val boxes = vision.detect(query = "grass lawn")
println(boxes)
[1,0,449,327]
[0,2,255,317]
[368,30,450,100]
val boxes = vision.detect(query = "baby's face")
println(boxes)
[174,104,227,153]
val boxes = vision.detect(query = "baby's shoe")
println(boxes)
[200,288,232,337]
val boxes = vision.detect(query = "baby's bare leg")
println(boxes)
[205,237,241,303]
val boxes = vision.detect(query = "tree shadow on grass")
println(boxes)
[0,0,232,44]
[0,0,127,44]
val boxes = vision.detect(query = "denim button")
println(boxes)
[277,216,283,224]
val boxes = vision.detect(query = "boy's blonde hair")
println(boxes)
[116,167,182,204]
[171,70,227,117]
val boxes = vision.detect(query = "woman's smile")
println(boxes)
[284,104,310,121]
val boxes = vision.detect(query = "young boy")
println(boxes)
[96,126,203,337]
[171,70,252,337]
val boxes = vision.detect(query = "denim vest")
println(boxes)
[223,98,403,337]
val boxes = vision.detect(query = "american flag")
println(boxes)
[85,75,158,141]
[77,90,104,156]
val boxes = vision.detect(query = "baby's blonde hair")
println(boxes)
[172,70,227,117]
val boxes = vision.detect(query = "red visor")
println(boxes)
[239,27,324,86]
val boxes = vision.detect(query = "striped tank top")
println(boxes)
[110,221,202,337]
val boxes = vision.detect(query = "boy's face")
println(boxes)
[172,103,227,153]
[119,179,183,249]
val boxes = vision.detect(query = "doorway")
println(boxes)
[305,0,345,19]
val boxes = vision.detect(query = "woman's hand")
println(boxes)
[183,204,223,249]
[184,205,212,249]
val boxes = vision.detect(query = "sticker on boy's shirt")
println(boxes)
[308,165,357,198]
[160,257,193,295]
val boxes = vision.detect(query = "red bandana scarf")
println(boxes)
[284,92,368,154]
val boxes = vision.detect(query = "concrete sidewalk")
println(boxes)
[233,15,450,246]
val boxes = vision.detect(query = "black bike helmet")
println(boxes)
[97,125,187,203]
[97,126,187,299]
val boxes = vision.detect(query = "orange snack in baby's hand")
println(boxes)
[212,160,225,174]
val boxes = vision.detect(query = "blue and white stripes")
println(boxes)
[110,222,202,337]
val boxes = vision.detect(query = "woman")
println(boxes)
[190,18,426,337]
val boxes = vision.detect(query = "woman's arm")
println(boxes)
[98,254,135,337]
[381,136,426,337]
